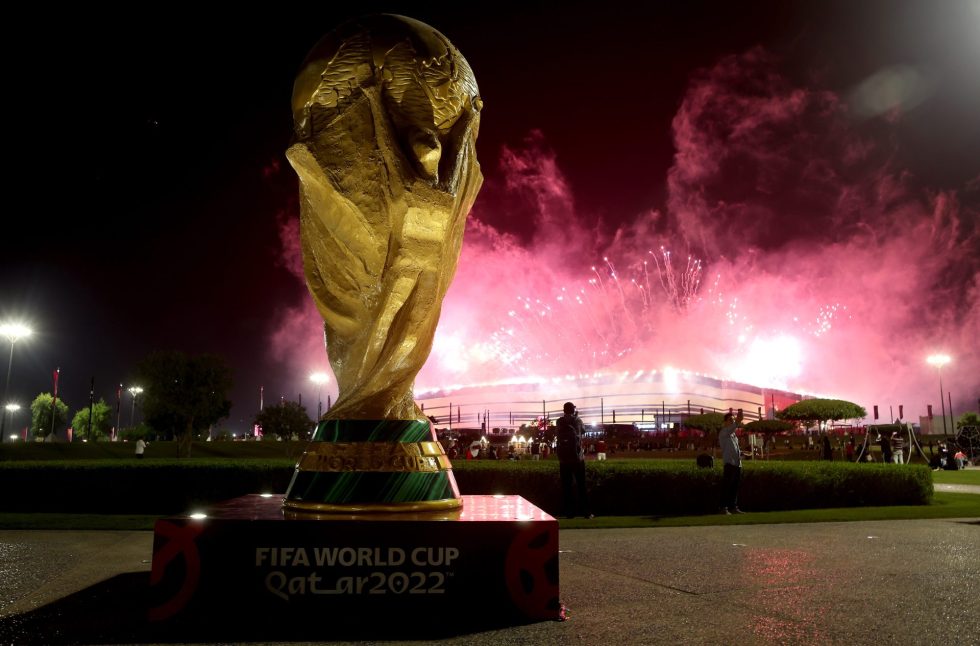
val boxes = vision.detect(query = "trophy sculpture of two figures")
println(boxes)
[282,15,482,513]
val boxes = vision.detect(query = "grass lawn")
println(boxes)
[1,492,976,532]
[931,469,980,486]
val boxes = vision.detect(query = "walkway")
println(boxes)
[934,483,980,495]
[2,517,979,644]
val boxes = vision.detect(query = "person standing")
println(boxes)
[879,432,893,464]
[822,434,833,461]
[953,449,967,469]
[596,437,608,461]
[891,431,905,465]
[556,402,593,519]
[135,437,147,459]
[719,410,745,514]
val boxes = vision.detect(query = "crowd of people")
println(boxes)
[438,401,973,520]
[442,427,973,469]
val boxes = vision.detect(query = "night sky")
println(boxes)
[2,0,978,435]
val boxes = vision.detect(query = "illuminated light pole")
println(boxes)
[926,354,951,437]
[309,372,329,421]
[5,403,21,441]
[0,323,32,443]
[128,386,143,427]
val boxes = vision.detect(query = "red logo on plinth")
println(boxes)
[504,525,560,620]
[148,521,205,621]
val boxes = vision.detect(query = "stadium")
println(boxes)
[416,367,803,437]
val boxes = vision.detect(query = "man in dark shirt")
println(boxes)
[879,432,893,464]
[556,402,593,519]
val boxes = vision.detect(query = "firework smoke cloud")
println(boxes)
[270,47,979,419]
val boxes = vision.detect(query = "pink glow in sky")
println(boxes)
[269,48,979,420]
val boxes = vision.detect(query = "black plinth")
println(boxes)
[149,494,560,639]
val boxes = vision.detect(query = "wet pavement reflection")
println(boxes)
[741,547,830,644]
[1,519,978,644]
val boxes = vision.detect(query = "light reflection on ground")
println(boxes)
[741,547,831,644]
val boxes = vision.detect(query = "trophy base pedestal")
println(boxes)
[148,494,560,640]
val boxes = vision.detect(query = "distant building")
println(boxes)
[416,368,802,432]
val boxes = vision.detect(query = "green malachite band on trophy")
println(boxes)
[313,419,433,443]
[284,470,457,507]
[283,419,463,513]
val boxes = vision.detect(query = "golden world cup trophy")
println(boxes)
[282,15,482,513]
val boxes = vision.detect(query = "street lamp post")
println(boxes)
[128,386,143,427]
[926,354,951,437]
[5,403,21,441]
[309,372,329,422]
[0,323,32,443]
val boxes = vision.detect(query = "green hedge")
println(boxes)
[0,459,294,513]
[451,459,933,515]
[0,441,303,461]
[0,458,932,515]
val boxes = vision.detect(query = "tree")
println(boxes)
[30,393,69,441]
[119,423,153,442]
[955,412,979,432]
[743,419,796,456]
[72,399,114,441]
[254,400,312,441]
[136,351,233,458]
[683,412,726,449]
[954,412,979,458]
[743,419,795,434]
[210,427,233,441]
[683,412,727,434]
[778,398,867,431]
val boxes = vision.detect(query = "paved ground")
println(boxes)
[2,517,978,645]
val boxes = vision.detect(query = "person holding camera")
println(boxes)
[556,401,593,519]
[719,409,745,514]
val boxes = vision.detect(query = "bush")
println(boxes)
[0,459,293,514]
[0,458,933,516]
[451,459,933,516]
